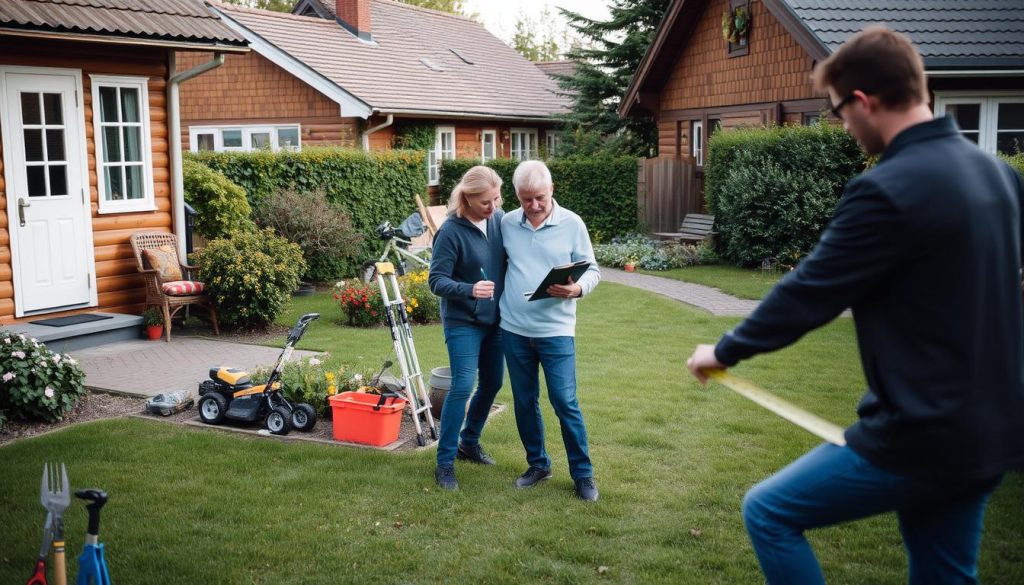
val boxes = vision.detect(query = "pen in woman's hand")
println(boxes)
[479,267,494,300]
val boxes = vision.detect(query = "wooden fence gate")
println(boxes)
[637,157,704,234]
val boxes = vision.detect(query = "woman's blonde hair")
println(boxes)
[447,165,503,218]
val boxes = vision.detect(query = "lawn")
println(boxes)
[0,284,1020,584]
[637,265,785,300]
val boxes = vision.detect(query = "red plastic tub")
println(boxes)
[329,392,407,446]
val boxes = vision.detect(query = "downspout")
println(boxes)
[361,113,393,150]
[167,52,225,258]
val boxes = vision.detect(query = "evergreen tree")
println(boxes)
[558,0,670,157]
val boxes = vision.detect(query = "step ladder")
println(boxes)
[375,262,438,446]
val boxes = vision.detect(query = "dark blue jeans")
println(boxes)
[436,325,504,467]
[501,330,593,480]
[743,443,1002,585]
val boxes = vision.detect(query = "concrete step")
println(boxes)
[1,313,143,352]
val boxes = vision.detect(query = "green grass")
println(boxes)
[637,265,785,300]
[1,285,1020,584]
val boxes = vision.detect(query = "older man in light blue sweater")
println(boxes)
[499,160,601,501]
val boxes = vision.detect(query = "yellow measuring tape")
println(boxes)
[704,370,847,446]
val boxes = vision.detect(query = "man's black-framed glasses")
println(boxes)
[830,93,857,120]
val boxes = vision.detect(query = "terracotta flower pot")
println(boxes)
[624,263,636,273]
[146,324,164,340]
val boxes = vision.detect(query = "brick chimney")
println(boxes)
[336,0,371,41]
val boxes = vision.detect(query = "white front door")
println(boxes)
[0,68,94,315]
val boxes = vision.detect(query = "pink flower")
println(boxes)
[11,351,25,359]
[2,372,14,382]
[44,387,55,398]
[52,355,62,364]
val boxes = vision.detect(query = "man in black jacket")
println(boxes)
[686,26,1024,585]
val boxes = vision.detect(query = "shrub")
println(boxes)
[399,270,439,324]
[440,156,640,241]
[705,123,864,266]
[1000,152,1024,177]
[187,149,426,266]
[142,307,163,327]
[333,270,439,327]
[0,335,86,423]
[258,189,364,282]
[182,158,254,239]
[194,228,306,329]
[252,357,373,418]
[593,234,710,270]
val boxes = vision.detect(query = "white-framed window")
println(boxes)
[691,120,703,166]
[545,131,562,158]
[428,125,455,186]
[188,125,302,153]
[934,92,1024,155]
[481,129,496,163]
[511,128,538,161]
[90,75,155,213]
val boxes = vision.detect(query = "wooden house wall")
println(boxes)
[0,38,173,322]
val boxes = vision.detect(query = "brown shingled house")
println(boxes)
[621,0,1024,233]
[177,0,570,197]
[0,0,247,326]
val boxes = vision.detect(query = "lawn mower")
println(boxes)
[197,313,320,435]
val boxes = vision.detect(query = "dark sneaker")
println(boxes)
[574,477,599,501]
[435,465,459,490]
[514,466,552,489]
[457,443,496,465]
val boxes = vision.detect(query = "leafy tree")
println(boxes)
[558,0,670,157]
[397,0,474,17]
[218,0,294,12]
[511,9,562,62]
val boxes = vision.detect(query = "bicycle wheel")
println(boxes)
[361,261,377,283]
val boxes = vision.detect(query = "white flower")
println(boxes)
[2,372,14,382]
[18,334,25,341]
[353,373,363,381]
[2,337,9,344]
[309,357,321,366]
[52,355,62,364]
[335,281,346,289]
[30,338,37,343]
[67,357,77,365]
[44,387,55,398]
[11,351,25,359]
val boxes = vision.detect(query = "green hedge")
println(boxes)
[186,148,427,270]
[439,156,640,242]
[182,158,254,239]
[705,123,865,266]
[1001,152,1024,177]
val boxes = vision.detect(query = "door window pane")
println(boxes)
[946,103,980,130]
[251,132,271,150]
[27,166,46,197]
[997,103,1024,130]
[46,129,65,162]
[99,86,119,122]
[21,92,41,124]
[104,167,124,200]
[196,133,215,151]
[43,93,62,124]
[120,88,140,123]
[103,127,121,162]
[49,165,68,196]
[24,129,44,161]
[125,165,144,199]
[123,126,141,161]
[996,133,1024,155]
[277,127,299,149]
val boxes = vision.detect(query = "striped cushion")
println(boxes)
[161,281,205,296]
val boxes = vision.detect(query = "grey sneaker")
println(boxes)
[574,477,598,502]
[514,466,552,489]
[434,464,458,490]
[457,443,496,465]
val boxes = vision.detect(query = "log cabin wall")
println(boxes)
[0,37,174,322]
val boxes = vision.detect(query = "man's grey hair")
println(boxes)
[512,160,553,194]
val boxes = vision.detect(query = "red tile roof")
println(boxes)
[215,0,569,120]
[0,0,247,49]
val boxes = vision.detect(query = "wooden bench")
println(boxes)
[652,213,715,244]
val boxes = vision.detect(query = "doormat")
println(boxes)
[29,314,114,327]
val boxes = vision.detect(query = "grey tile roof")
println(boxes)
[536,60,578,79]
[782,0,1024,68]
[216,0,569,119]
[0,0,248,48]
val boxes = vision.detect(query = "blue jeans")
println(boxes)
[501,330,593,480]
[743,443,1002,585]
[436,325,504,467]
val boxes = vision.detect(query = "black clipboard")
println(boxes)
[524,260,591,301]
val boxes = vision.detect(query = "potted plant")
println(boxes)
[623,256,638,273]
[142,307,164,340]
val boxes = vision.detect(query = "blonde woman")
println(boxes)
[427,166,506,490]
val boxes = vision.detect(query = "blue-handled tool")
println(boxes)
[74,489,110,585]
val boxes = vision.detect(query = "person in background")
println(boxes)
[428,166,507,491]
[686,26,1024,584]
[500,160,602,501]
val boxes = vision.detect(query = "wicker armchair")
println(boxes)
[129,232,219,342]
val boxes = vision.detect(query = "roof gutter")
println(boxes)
[0,27,248,52]
[167,52,225,258]
[375,108,564,122]
[927,69,1024,78]
[361,114,393,150]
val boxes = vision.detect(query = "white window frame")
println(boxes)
[481,129,497,163]
[428,125,455,186]
[691,120,703,166]
[90,75,155,214]
[934,91,1024,155]
[188,124,302,153]
[510,128,538,161]
[545,131,562,158]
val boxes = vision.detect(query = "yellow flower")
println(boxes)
[328,384,338,396]
[406,306,413,314]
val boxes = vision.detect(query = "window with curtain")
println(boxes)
[91,75,154,213]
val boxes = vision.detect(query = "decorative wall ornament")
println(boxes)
[722,4,751,45]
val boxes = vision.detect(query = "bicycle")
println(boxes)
[360,218,431,282]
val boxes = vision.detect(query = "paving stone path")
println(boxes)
[600,267,761,317]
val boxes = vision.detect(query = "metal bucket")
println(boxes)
[428,366,451,419]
